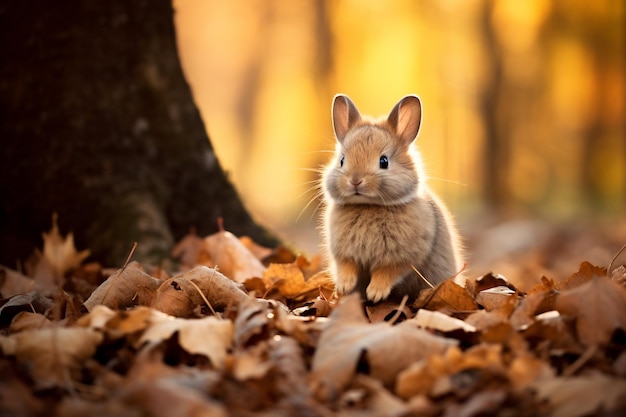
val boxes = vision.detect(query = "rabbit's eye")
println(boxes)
[340,155,344,167]
[379,155,389,169]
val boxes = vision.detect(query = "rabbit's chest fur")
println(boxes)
[327,194,436,269]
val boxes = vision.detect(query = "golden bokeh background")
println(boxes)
[173,0,624,251]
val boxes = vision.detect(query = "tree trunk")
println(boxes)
[0,0,276,267]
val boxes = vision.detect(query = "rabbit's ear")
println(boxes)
[332,94,362,143]
[387,95,422,144]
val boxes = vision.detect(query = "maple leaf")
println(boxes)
[555,270,626,346]
[42,213,90,278]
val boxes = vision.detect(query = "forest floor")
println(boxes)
[1,215,625,417]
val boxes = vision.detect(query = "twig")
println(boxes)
[387,294,409,325]
[411,265,434,288]
[562,344,597,377]
[122,242,138,270]
[608,243,626,276]
[188,279,221,319]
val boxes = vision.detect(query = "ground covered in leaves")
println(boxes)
[1,217,626,417]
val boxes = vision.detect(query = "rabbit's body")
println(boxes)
[322,95,461,303]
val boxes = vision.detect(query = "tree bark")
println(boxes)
[0,0,276,267]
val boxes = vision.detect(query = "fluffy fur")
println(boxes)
[322,94,461,303]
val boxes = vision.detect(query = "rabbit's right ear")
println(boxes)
[332,94,361,143]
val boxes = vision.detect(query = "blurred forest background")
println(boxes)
[174,0,625,254]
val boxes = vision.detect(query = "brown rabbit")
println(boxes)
[322,94,461,303]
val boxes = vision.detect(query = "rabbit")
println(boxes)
[321,94,462,303]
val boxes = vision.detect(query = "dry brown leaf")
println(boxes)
[338,375,411,417]
[414,279,478,311]
[79,305,168,342]
[472,272,517,295]
[171,227,204,269]
[509,287,554,330]
[84,261,162,311]
[9,311,53,333]
[311,294,456,401]
[273,306,328,348]
[152,266,250,318]
[117,378,227,417]
[263,262,307,298]
[239,235,273,260]
[555,272,626,346]
[202,227,266,282]
[365,301,412,323]
[396,344,503,399]
[231,343,273,381]
[556,261,606,291]
[443,389,507,417]
[234,298,274,348]
[0,291,55,325]
[263,262,334,300]
[522,310,581,352]
[42,213,90,278]
[508,353,555,389]
[475,286,516,311]
[0,266,34,297]
[10,327,103,389]
[533,372,626,417]
[137,314,233,369]
[412,309,477,333]
[267,335,310,400]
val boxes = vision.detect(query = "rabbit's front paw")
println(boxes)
[366,267,403,303]
[334,261,359,295]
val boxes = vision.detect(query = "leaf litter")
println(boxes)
[0,216,625,416]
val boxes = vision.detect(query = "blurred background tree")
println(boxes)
[174,0,624,253]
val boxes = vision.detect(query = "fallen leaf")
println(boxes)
[117,378,227,417]
[239,235,273,260]
[533,372,626,417]
[475,286,517,311]
[138,314,233,369]
[556,261,606,291]
[396,344,504,399]
[311,294,456,401]
[414,279,478,311]
[151,266,250,317]
[443,389,507,417]
[412,309,477,333]
[83,262,162,311]
[263,262,334,300]
[472,272,517,295]
[0,266,34,297]
[234,297,273,348]
[0,291,55,327]
[9,311,53,333]
[171,227,204,270]
[202,225,266,283]
[10,327,103,389]
[555,272,626,346]
[509,287,555,330]
[339,375,411,417]
[41,213,90,279]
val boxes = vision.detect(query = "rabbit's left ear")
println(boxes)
[387,95,422,144]
[332,94,362,144]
